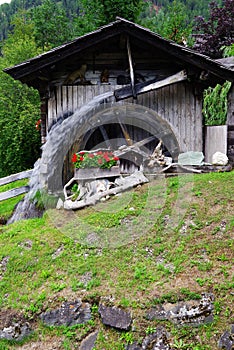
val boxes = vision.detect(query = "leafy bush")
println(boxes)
[203,81,231,126]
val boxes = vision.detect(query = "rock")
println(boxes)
[0,256,9,280]
[52,244,64,259]
[40,300,91,326]
[178,151,204,166]
[80,331,98,350]
[218,327,234,350]
[212,152,229,166]
[142,326,172,350]
[146,293,214,326]
[146,305,167,321]
[98,304,132,330]
[126,343,142,350]
[56,198,64,209]
[0,322,31,341]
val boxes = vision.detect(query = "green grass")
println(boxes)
[0,171,233,349]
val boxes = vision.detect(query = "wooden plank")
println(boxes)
[0,170,32,186]
[73,86,78,112]
[126,37,136,99]
[67,86,73,114]
[114,70,187,101]
[0,186,29,201]
[56,86,62,120]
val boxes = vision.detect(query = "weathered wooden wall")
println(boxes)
[47,82,203,155]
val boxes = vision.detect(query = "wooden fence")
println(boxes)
[0,169,32,202]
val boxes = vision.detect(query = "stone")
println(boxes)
[142,327,172,350]
[80,331,99,350]
[56,198,64,209]
[212,152,229,166]
[98,304,132,330]
[40,300,91,326]
[146,293,214,326]
[218,330,234,350]
[126,343,142,350]
[0,256,9,280]
[178,151,204,166]
[0,322,31,341]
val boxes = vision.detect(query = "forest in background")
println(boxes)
[0,0,233,177]
[0,0,222,42]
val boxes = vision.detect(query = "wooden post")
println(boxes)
[40,94,48,144]
[127,37,137,99]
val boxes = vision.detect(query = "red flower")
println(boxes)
[98,158,103,164]
[72,154,77,162]
[35,119,41,131]
[97,151,103,155]
[80,156,84,161]
[79,151,85,155]
[113,156,119,161]
[104,156,110,162]
[88,153,94,158]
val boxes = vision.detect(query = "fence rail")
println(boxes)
[0,169,32,202]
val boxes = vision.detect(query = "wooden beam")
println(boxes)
[114,70,187,101]
[126,37,137,99]
[99,125,112,148]
[0,169,32,186]
[0,186,30,201]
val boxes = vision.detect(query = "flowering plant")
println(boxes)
[72,150,119,169]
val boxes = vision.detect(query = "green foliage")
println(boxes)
[203,81,231,126]
[2,10,42,65]
[100,0,143,23]
[0,11,41,177]
[74,0,144,37]
[140,0,193,45]
[222,43,234,57]
[30,0,73,50]
[0,65,41,177]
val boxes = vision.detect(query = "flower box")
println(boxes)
[74,166,120,180]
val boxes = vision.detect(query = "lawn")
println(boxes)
[0,171,233,349]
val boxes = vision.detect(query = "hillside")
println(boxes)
[0,171,233,349]
[0,0,79,42]
[0,0,218,43]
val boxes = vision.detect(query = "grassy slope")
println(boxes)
[0,171,233,350]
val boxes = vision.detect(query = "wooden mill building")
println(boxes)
[4,18,234,190]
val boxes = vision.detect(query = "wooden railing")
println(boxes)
[0,169,32,201]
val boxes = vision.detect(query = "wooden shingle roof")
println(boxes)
[4,17,234,91]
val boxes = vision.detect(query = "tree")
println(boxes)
[100,0,143,23]
[202,43,233,126]
[30,0,73,50]
[0,12,41,177]
[73,0,144,37]
[141,0,193,45]
[193,0,234,58]
[2,10,41,65]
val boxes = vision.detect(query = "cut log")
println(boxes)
[114,70,187,101]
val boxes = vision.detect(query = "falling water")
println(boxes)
[8,91,115,224]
